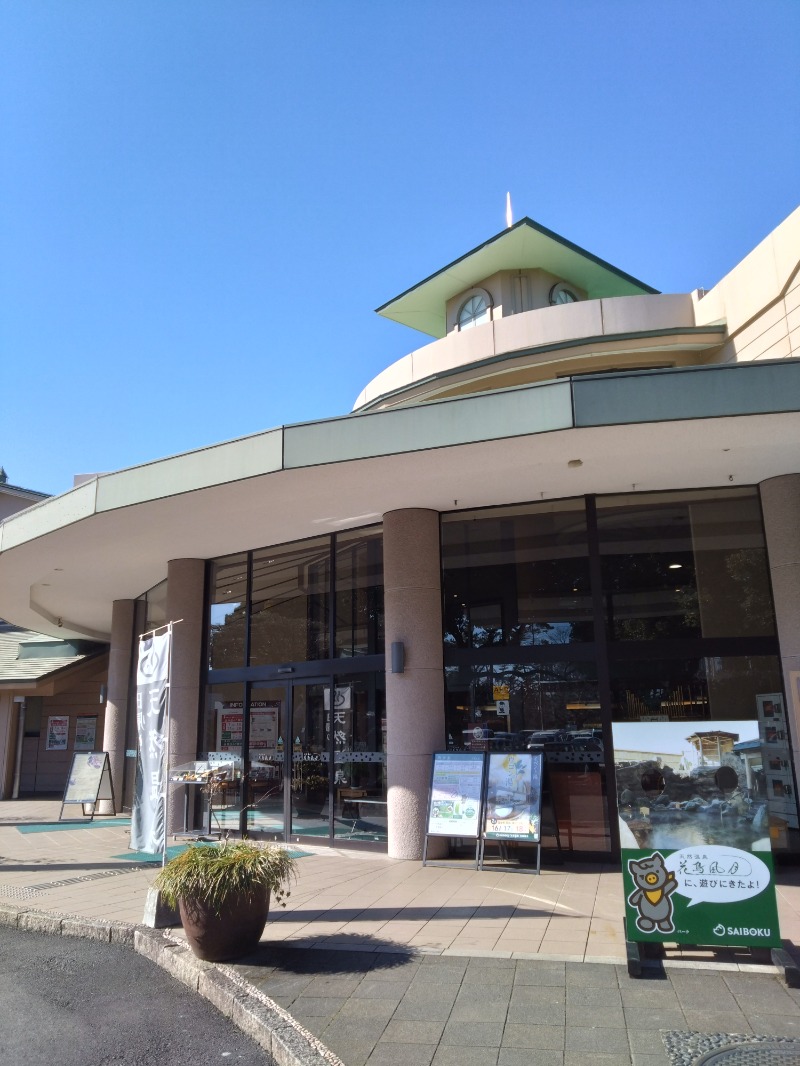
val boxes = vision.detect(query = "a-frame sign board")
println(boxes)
[59,752,116,822]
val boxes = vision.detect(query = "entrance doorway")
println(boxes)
[210,674,387,846]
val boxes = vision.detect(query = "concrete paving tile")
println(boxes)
[565,1056,632,1066]
[565,1002,626,1028]
[680,1009,752,1033]
[630,1054,669,1066]
[432,1046,498,1066]
[498,1049,563,1066]
[627,1029,669,1054]
[730,985,799,1014]
[509,984,565,1007]
[507,1001,564,1026]
[565,985,622,1006]
[286,995,347,1017]
[565,960,619,986]
[512,960,566,985]
[501,1022,565,1050]
[440,1018,505,1047]
[747,1013,800,1037]
[622,1006,687,1031]
[619,983,679,1008]
[339,998,399,1022]
[392,997,458,1022]
[565,1026,630,1053]
[380,1019,447,1044]
[350,979,411,1002]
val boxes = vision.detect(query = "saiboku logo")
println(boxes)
[713,923,771,937]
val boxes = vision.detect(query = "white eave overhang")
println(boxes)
[0,360,798,642]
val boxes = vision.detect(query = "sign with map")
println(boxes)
[426,752,485,838]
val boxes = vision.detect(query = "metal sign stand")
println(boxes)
[58,752,116,822]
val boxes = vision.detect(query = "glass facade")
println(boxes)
[442,488,798,858]
[203,527,386,846]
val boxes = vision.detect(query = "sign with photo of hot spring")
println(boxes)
[613,721,781,948]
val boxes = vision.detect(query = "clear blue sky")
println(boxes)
[2,1,799,496]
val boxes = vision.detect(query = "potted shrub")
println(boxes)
[154,840,296,962]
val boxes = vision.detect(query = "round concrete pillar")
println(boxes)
[166,558,205,835]
[99,599,135,815]
[383,508,446,860]
[760,474,800,782]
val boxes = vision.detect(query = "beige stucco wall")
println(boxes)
[694,205,800,364]
[354,292,697,410]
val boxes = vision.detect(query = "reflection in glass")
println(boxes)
[598,489,775,642]
[207,555,248,670]
[289,683,329,838]
[200,682,246,834]
[335,528,384,657]
[332,674,387,843]
[442,502,592,648]
[250,539,330,665]
[444,662,609,853]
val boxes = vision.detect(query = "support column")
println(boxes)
[166,559,205,836]
[383,509,446,860]
[760,475,800,792]
[99,599,135,814]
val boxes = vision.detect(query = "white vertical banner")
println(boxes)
[130,629,171,853]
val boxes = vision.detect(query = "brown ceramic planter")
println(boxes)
[178,888,270,962]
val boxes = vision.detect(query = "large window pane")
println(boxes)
[442,501,592,648]
[598,489,775,642]
[445,661,609,853]
[249,538,330,664]
[335,527,384,657]
[207,555,248,670]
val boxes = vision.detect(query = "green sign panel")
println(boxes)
[614,720,783,949]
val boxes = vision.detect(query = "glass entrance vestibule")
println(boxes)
[202,527,387,846]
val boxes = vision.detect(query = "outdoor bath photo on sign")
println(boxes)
[612,721,782,948]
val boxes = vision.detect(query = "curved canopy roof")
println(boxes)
[376,217,660,338]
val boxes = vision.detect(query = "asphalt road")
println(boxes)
[0,925,271,1065]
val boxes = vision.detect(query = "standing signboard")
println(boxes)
[423,751,486,867]
[58,752,116,821]
[130,629,171,855]
[613,720,782,954]
[480,751,544,872]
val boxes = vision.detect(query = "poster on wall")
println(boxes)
[46,715,69,751]
[74,716,97,752]
[216,702,280,753]
[426,751,485,839]
[613,720,781,948]
[756,692,798,830]
[483,751,543,842]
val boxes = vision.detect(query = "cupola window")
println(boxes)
[549,283,579,305]
[457,293,491,330]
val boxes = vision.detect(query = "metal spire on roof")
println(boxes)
[506,192,513,229]
[0,468,7,484]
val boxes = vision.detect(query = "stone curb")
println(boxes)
[2,903,343,1066]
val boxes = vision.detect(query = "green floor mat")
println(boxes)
[17,817,132,834]
[115,843,312,863]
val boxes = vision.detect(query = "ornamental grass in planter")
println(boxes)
[154,840,296,962]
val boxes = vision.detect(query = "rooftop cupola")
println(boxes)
[375,217,658,339]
